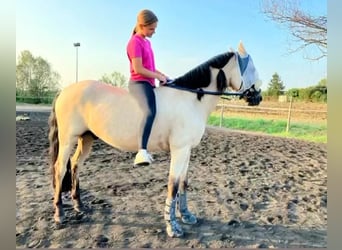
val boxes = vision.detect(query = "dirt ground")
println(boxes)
[16,111,327,248]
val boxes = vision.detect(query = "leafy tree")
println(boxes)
[16,50,61,98]
[286,77,327,102]
[99,71,127,88]
[311,78,327,102]
[286,88,299,98]
[267,72,286,97]
[317,78,326,87]
[261,0,327,60]
[16,51,35,96]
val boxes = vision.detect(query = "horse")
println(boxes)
[48,41,262,238]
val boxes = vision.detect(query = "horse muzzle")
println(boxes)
[240,85,263,106]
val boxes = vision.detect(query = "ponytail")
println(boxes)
[132,9,158,36]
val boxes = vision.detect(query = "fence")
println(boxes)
[216,98,327,132]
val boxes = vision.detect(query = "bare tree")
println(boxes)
[261,0,327,60]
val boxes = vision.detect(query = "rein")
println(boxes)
[164,82,245,97]
[163,82,262,106]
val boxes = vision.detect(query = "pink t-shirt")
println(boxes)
[126,34,156,86]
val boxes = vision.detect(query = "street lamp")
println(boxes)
[73,42,80,83]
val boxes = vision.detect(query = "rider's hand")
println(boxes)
[158,74,167,85]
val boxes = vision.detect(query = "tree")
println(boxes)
[16,51,35,95]
[317,78,326,87]
[261,0,327,60]
[99,71,127,88]
[287,88,299,98]
[267,72,286,97]
[16,50,61,97]
[287,77,327,102]
[311,78,327,102]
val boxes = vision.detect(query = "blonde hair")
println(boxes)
[132,9,158,35]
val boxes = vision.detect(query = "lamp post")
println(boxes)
[73,42,80,83]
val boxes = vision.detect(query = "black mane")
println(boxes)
[172,52,235,92]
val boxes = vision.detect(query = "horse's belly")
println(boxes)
[90,127,171,152]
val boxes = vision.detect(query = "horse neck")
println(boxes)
[201,95,220,118]
[199,75,222,117]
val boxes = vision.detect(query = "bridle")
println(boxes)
[164,79,262,106]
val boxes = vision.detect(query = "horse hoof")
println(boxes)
[167,227,184,238]
[73,205,84,213]
[181,213,197,225]
[54,213,65,224]
[53,210,64,224]
[166,221,184,238]
[53,221,66,230]
[72,199,84,212]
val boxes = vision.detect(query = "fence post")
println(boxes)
[286,95,293,133]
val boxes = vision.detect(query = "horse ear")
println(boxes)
[238,41,248,57]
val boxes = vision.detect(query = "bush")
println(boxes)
[16,90,58,105]
[16,95,55,104]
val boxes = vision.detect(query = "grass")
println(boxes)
[207,115,327,143]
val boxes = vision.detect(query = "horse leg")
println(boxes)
[53,143,74,223]
[70,133,93,212]
[164,147,191,237]
[177,169,198,225]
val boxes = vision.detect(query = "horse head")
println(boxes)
[227,41,263,106]
[167,42,262,105]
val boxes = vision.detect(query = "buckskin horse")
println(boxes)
[48,41,262,237]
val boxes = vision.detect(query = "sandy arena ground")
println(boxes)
[16,110,327,248]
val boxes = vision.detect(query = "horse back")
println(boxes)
[55,80,135,141]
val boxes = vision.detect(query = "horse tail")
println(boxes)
[48,92,72,192]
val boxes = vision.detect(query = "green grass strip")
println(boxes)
[207,115,327,143]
